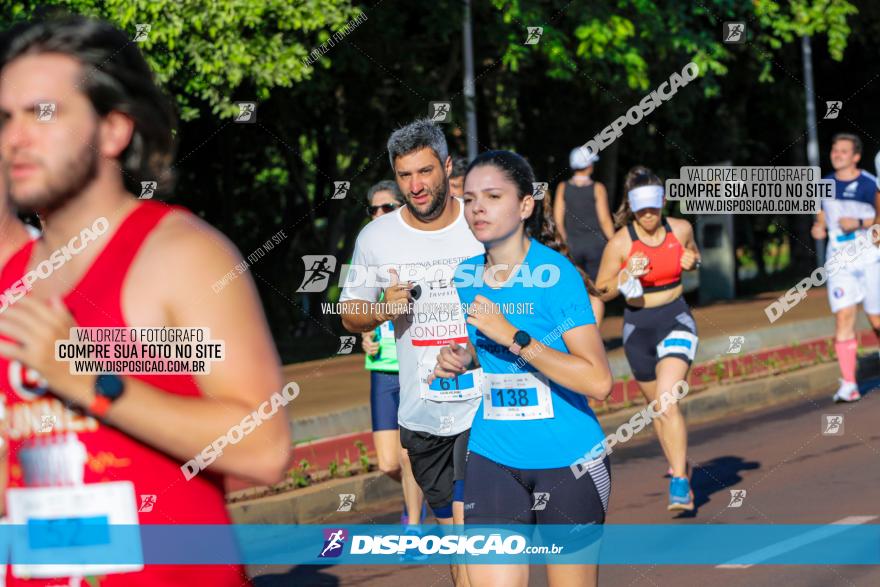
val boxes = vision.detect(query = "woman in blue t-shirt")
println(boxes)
[430,150,613,587]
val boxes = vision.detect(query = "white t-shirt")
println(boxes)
[340,199,484,435]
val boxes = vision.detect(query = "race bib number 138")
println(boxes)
[482,371,554,420]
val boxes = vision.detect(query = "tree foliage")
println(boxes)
[0,0,866,361]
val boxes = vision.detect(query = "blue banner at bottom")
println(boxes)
[0,524,877,565]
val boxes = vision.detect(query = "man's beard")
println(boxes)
[9,134,99,214]
[406,178,448,222]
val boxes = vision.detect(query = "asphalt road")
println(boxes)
[249,374,880,587]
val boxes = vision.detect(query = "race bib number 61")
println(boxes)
[419,359,481,402]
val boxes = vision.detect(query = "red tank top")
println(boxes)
[620,219,683,292]
[0,201,249,586]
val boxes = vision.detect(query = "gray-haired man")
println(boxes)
[341,119,482,585]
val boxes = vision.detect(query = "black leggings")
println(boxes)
[463,451,610,525]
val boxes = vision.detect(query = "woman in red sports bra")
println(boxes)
[595,166,701,513]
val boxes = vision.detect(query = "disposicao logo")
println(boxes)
[319,529,348,558]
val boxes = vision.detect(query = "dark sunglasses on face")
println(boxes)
[368,203,399,215]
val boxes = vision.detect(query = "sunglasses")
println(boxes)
[368,203,399,215]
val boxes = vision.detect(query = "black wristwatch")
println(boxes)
[509,330,532,356]
[89,373,125,417]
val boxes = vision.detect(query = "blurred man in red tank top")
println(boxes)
[0,16,290,586]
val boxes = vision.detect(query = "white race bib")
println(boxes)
[481,371,554,420]
[419,356,482,401]
[6,481,144,579]
[408,276,470,348]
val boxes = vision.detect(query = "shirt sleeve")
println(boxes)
[546,259,595,331]
[453,262,475,308]
[339,233,381,303]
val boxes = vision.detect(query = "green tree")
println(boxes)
[0,0,861,360]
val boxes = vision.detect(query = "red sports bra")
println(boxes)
[620,219,683,292]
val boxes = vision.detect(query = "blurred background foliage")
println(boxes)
[1,0,874,362]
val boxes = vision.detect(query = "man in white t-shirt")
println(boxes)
[341,119,482,585]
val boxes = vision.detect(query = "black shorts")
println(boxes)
[462,451,610,525]
[399,426,469,519]
[623,297,698,382]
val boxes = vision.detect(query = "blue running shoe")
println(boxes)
[399,525,428,562]
[668,477,694,511]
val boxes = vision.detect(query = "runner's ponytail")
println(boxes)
[466,151,605,297]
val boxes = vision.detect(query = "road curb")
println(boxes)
[291,405,371,444]
[230,358,876,524]
[229,470,400,525]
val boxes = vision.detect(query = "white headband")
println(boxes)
[628,185,664,212]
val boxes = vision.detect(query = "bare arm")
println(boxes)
[342,267,412,333]
[521,324,612,401]
[456,294,611,400]
[108,218,290,484]
[594,182,615,240]
[553,183,567,242]
[0,215,292,486]
[673,218,700,254]
[465,340,480,369]
[431,340,480,380]
[432,320,609,400]
[341,300,388,333]
[595,230,629,302]
[670,218,700,271]
[811,210,828,239]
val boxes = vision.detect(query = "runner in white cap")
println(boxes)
[595,166,701,512]
[554,147,614,322]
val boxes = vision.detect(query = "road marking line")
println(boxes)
[716,515,877,569]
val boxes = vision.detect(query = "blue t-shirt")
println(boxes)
[454,239,606,469]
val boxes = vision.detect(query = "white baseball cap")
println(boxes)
[569,146,599,170]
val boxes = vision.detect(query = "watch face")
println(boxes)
[514,330,531,347]
[96,373,124,399]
